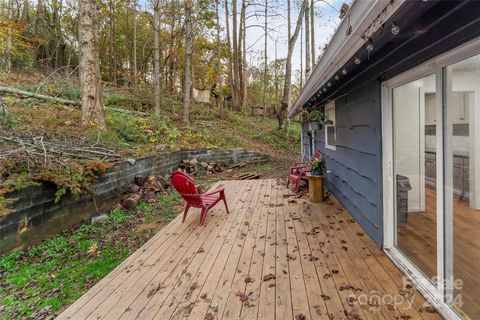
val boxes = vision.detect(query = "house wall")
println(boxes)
[302,80,384,245]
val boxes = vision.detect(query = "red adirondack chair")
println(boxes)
[170,171,229,225]
[287,162,310,192]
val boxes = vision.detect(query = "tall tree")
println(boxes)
[231,0,240,110]
[241,0,247,108]
[225,0,236,110]
[153,0,161,116]
[182,0,193,123]
[5,0,13,73]
[305,0,310,78]
[310,0,315,68]
[215,0,224,115]
[131,0,138,87]
[108,0,116,82]
[263,0,268,117]
[275,0,307,129]
[78,0,105,129]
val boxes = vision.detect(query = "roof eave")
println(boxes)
[288,0,405,118]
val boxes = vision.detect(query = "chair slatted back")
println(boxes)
[170,171,203,207]
[293,164,309,176]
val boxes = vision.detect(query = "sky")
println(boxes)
[138,0,345,78]
[239,0,344,77]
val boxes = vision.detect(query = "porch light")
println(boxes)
[391,23,400,35]
[354,56,361,65]
[341,68,347,75]
[335,74,339,80]
[366,42,374,52]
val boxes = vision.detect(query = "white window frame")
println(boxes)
[382,37,480,320]
[306,123,316,158]
[325,101,336,150]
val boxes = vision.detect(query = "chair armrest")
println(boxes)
[195,184,203,193]
[202,187,225,196]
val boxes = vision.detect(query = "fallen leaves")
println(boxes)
[244,276,255,284]
[87,243,98,256]
[286,254,296,261]
[147,283,164,298]
[346,295,357,306]
[263,274,275,281]
[234,290,257,307]
[295,313,307,320]
[204,312,214,320]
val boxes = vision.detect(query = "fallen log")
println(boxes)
[228,162,246,169]
[0,85,149,116]
[0,85,79,105]
[121,193,141,210]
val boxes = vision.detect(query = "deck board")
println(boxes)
[57,179,441,320]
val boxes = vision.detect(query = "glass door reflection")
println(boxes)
[393,73,437,280]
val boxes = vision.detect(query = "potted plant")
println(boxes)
[309,150,324,176]
[302,108,331,130]
[307,150,326,203]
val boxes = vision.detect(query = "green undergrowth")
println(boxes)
[2,90,300,156]
[0,190,182,320]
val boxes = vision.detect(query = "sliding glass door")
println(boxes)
[392,74,437,280]
[444,54,480,319]
[383,40,480,319]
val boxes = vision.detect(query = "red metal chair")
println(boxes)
[287,163,310,192]
[170,171,229,225]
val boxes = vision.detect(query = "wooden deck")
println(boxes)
[57,179,441,320]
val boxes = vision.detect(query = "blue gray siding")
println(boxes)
[303,80,383,245]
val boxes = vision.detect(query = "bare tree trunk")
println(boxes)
[276,0,307,129]
[263,0,268,117]
[305,0,310,79]
[241,4,247,110]
[231,0,240,110]
[300,25,303,89]
[35,0,49,67]
[108,0,114,82]
[310,0,315,68]
[215,0,224,116]
[274,39,278,104]
[79,0,105,129]
[52,0,65,69]
[225,0,236,110]
[287,0,291,42]
[132,0,138,87]
[238,0,247,109]
[153,0,161,116]
[6,0,12,73]
[182,0,193,123]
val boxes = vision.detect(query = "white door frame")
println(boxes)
[382,37,480,320]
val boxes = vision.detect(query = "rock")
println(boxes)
[121,193,141,210]
[91,214,108,224]
[156,144,167,152]
[126,184,140,194]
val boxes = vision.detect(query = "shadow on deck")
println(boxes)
[57,179,441,320]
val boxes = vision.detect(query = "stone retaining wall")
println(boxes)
[1,149,268,254]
